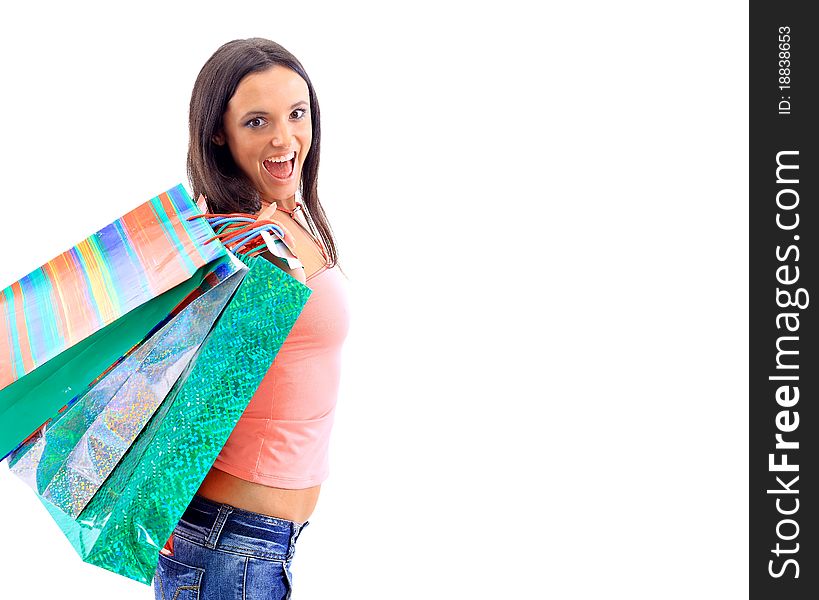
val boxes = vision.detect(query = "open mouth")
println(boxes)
[263,152,297,181]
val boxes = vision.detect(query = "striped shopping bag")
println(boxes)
[0,184,229,460]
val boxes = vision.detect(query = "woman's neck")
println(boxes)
[260,197,297,212]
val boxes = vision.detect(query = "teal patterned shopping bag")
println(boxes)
[35,253,311,584]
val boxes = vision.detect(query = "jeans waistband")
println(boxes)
[174,494,309,561]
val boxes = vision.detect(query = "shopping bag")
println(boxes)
[0,184,227,459]
[6,255,246,517]
[29,251,311,584]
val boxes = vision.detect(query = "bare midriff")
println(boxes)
[196,469,320,524]
[196,203,330,525]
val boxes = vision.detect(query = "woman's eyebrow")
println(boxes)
[239,101,309,120]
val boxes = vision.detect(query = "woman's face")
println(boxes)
[214,66,312,206]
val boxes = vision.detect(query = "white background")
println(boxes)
[0,1,748,598]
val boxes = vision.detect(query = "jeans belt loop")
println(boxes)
[205,504,233,549]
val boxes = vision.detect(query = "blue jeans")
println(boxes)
[153,494,309,600]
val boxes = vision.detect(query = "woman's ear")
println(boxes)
[212,131,225,146]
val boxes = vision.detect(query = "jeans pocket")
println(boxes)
[154,554,205,600]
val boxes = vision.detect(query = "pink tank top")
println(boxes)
[212,262,350,488]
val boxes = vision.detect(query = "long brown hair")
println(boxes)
[188,38,339,268]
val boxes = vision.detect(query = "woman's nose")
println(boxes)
[270,120,292,148]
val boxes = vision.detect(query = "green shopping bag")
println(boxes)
[36,253,311,584]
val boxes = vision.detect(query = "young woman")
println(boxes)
[153,38,350,600]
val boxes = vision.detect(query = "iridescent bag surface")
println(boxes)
[35,252,310,584]
[7,255,245,518]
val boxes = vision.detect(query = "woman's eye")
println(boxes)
[246,117,265,128]
[291,108,307,120]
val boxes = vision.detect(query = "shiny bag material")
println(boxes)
[32,252,311,584]
[6,255,246,517]
[0,185,227,460]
